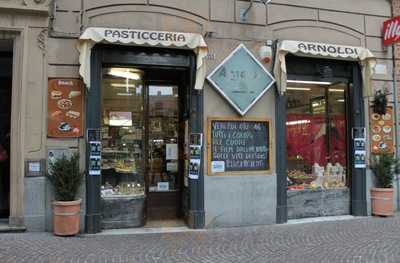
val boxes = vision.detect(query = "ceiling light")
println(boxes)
[329,89,344,92]
[287,80,332,85]
[111,83,136,88]
[286,87,311,91]
[109,69,142,80]
[116,92,133,96]
[337,99,345,102]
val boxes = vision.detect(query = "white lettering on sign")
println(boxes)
[383,17,400,46]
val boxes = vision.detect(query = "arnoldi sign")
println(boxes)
[383,16,400,46]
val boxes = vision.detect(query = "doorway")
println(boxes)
[0,40,13,221]
[100,66,187,229]
[286,81,351,218]
[277,55,368,221]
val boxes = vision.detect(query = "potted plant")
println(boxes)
[372,90,388,115]
[370,153,399,216]
[47,153,84,236]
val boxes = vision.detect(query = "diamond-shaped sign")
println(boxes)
[207,44,275,116]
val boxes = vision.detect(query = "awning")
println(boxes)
[273,40,376,96]
[77,27,208,90]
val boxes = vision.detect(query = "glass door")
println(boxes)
[286,81,350,219]
[100,67,146,229]
[146,85,181,220]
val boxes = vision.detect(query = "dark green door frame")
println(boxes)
[275,57,367,224]
[85,45,204,233]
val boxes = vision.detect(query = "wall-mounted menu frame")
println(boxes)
[370,106,395,154]
[47,79,84,138]
[207,117,272,175]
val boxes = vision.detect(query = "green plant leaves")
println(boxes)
[371,153,399,188]
[46,153,84,201]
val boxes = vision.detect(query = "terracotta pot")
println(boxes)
[53,199,81,236]
[371,188,393,216]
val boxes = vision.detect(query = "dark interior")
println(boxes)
[0,40,13,219]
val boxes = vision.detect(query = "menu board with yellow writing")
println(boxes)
[48,79,83,138]
[370,106,394,154]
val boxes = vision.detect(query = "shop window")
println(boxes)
[100,67,145,198]
[286,82,348,191]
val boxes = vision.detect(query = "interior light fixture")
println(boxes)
[111,83,136,88]
[337,99,345,102]
[329,89,345,92]
[116,92,133,96]
[286,87,311,91]
[287,80,332,85]
[109,68,142,80]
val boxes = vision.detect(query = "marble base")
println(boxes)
[101,195,145,229]
[287,188,350,220]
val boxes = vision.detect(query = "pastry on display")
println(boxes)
[372,134,381,142]
[372,125,381,133]
[66,110,80,119]
[57,99,73,110]
[379,142,387,150]
[383,135,392,141]
[383,126,392,134]
[51,90,62,100]
[371,113,380,120]
[58,122,72,132]
[382,113,391,120]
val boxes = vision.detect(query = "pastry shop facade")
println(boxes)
[9,1,397,232]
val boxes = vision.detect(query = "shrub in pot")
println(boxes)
[47,153,84,236]
[370,153,400,216]
[372,90,388,115]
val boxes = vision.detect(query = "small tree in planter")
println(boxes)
[370,153,400,216]
[47,153,84,236]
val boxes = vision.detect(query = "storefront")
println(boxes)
[77,28,207,232]
[274,41,376,220]
[6,0,392,233]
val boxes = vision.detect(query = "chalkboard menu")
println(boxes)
[208,118,271,175]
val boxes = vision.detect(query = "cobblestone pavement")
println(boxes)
[1,216,400,263]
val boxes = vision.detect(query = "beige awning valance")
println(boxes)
[77,27,208,90]
[273,40,376,96]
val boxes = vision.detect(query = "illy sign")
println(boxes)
[383,16,400,46]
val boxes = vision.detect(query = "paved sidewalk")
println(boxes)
[1,215,400,263]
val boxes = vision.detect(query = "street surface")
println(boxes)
[0,215,400,263]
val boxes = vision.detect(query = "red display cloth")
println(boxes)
[286,114,346,167]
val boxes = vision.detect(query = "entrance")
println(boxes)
[286,81,351,218]
[100,67,185,228]
[0,40,13,221]
[281,55,367,220]
[85,45,203,233]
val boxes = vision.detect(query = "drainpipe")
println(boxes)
[392,44,400,211]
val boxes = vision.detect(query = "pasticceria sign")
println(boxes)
[104,29,187,43]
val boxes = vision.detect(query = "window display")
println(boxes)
[101,67,145,198]
[286,82,348,191]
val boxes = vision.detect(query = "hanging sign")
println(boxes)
[47,79,83,138]
[207,44,275,116]
[208,118,271,175]
[383,16,400,46]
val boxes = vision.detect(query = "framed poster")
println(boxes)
[47,79,84,138]
[207,117,272,175]
[370,107,395,154]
